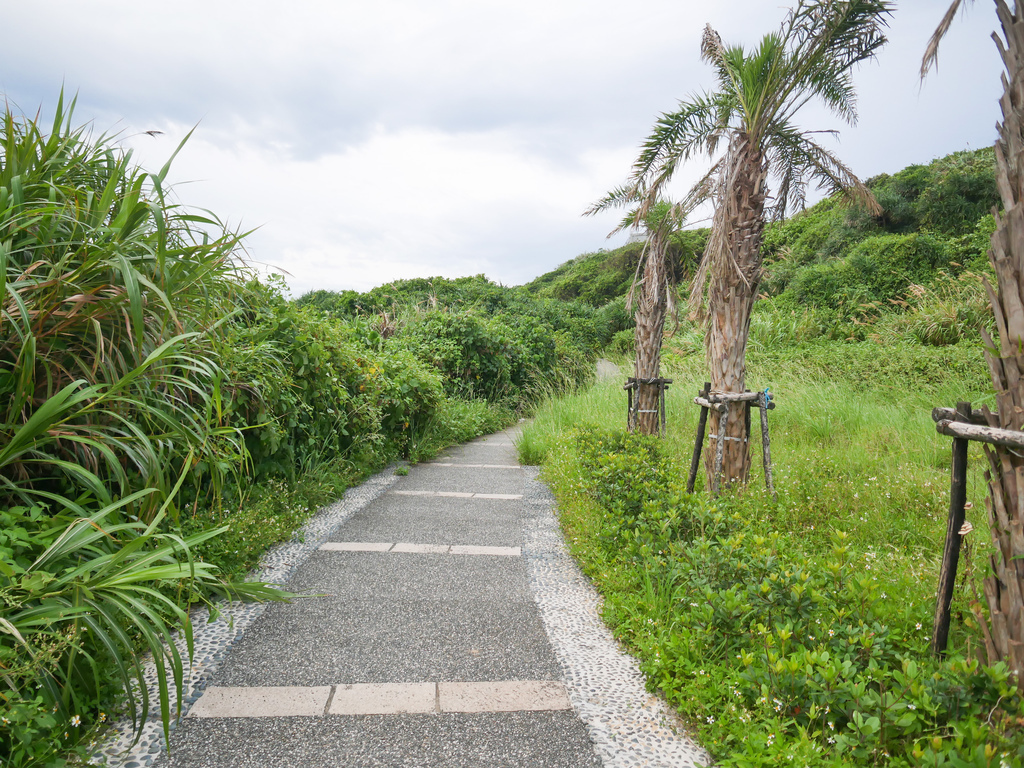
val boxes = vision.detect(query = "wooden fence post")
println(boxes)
[932,401,972,657]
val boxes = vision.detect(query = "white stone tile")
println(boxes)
[188,686,331,718]
[329,683,436,715]
[426,463,521,469]
[391,543,451,554]
[438,681,570,713]
[449,545,521,557]
[320,542,393,552]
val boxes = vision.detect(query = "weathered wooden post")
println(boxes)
[687,382,712,492]
[626,379,635,432]
[932,401,972,657]
[691,387,776,496]
[759,389,776,500]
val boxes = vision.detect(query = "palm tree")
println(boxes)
[619,0,890,485]
[923,0,1024,679]
[587,190,710,436]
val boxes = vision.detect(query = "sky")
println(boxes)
[0,1,1005,297]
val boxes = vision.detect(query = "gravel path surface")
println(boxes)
[94,426,708,768]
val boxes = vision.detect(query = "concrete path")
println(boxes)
[135,425,708,768]
[157,429,601,767]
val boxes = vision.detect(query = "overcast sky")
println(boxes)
[0,1,1004,297]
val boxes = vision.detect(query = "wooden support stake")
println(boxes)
[660,385,667,436]
[759,390,776,500]
[688,382,711,493]
[626,382,634,432]
[694,396,728,411]
[933,401,972,658]
[932,406,991,426]
[707,391,764,404]
[712,408,727,496]
[744,390,752,445]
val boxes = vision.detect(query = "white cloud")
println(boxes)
[123,122,632,294]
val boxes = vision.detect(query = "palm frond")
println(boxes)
[631,91,734,193]
[765,0,892,132]
[921,0,972,78]
[764,120,879,219]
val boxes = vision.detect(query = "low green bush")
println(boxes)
[395,310,524,402]
[785,233,951,318]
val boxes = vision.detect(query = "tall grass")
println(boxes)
[525,337,992,563]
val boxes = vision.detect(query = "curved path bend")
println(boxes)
[102,426,708,767]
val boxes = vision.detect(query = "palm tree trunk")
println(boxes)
[977,0,1024,679]
[704,134,767,488]
[633,232,669,435]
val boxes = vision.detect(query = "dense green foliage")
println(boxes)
[297,274,609,409]
[760,149,998,337]
[0,100,550,766]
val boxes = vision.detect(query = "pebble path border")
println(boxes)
[95,446,710,768]
[521,466,710,768]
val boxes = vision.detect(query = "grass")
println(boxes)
[520,337,1018,766]
[527,341,992,556]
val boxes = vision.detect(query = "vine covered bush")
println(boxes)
[0,97,569,765]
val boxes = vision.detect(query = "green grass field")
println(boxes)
[519,339,1019,766]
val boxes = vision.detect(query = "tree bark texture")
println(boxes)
[704,133,767,488]
[633,229,670,435]
[978,0,1024,679]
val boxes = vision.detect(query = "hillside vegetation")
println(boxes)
[525,147,997,350]
[518,147,1023,765]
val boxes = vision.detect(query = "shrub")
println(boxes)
[786,233,951,319]
[395,310,522,401]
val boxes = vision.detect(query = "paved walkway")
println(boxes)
[139,426,706,768]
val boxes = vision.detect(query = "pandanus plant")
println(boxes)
[0,94,287,761]
[0,92,249,516]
